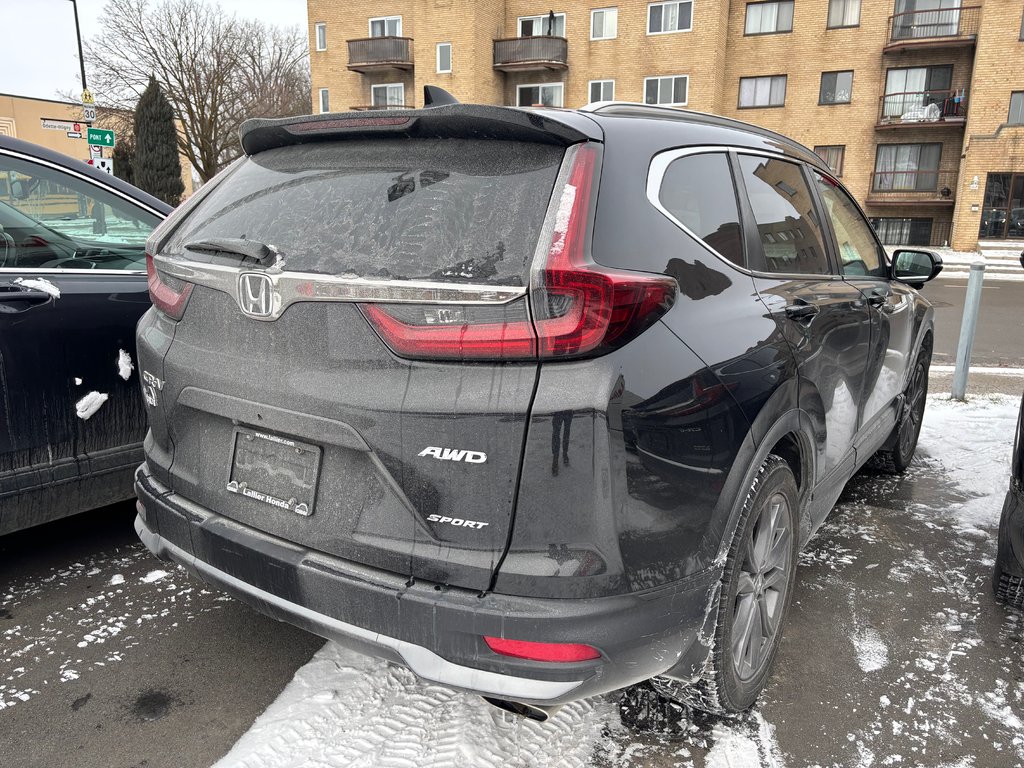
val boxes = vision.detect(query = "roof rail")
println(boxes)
[579,101,818,163]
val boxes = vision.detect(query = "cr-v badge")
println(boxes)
[418,446,487,463]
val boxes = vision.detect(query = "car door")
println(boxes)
[735,152,872,523]
[0,144,165,533]
[811,169,917,449]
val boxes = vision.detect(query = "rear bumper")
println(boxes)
[135,463,719,705]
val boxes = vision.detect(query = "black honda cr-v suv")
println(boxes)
[134,90,941,719]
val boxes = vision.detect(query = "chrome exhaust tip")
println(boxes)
[482,696,562,722]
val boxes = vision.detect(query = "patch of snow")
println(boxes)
[852,626,889,673]
[75,391,108,420]
[116,349,134,381]
[213,643,614,768]
[109,574,125,586]
[140,570,169,584]
[13,276,60,298]
[74,377,83,386]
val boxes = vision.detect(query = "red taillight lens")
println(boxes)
[360,142,676,362]
[147,253,193,320]
[359,299,537,361]
[531,144,677,359]
[483,636,601,663]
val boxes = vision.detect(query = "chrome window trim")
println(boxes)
[0,268,146,276]
[646,144,847,281]
[153,253,527,320]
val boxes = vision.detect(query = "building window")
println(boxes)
[437,42,452,73]
[591,7,618,39]
[819,71,853,105]
[644,75,688,106]
[827,0,860,28]
[318,88,329,114]
[517,83,564,107]
[882,66,953,118]
[589,79,615,102]
[648,1,693,34]
[369,16,402,37]
[873,143,942,191]
[745,2,794,35]
[315,22,327,51]
[371,83,405,108]
[519,13,566,36]
[1010,92,1024,124]
[814,145,845,176]
[870,217,940,247]
[738,75,787,108]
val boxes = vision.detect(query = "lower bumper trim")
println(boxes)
[135,517,584,702]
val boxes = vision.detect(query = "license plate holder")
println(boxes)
[227,428,321,517]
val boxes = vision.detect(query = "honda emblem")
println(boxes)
[238,272,274,317]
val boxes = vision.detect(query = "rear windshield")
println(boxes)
[161,139,564,285]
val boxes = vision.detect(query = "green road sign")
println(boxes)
[86,127,115,146]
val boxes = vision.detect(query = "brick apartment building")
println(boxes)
[306,0,1024,252]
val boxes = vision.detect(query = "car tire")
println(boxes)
[655,455,799,715]
[877,345,931,474]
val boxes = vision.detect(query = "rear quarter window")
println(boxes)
[161,139,564,286]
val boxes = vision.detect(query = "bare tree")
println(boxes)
[84,0,309,182]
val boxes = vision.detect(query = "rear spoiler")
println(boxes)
[240,91,601,155]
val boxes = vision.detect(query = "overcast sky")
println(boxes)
[0,0,308,101]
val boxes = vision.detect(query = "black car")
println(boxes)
[134,91,940,719]
[994,392,1024,608]
[0,136,170,535]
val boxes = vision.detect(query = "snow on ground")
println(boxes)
[214,393,1022,768]
[0,549,229,713]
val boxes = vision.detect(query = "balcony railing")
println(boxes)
[877,89,968,128]
[884,6,980,53]
[493,36,568,72]
[350,104,415,111]
[867,170,958,204]
[871,217,952,247]
[347,37,414,73]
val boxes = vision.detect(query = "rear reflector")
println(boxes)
[360,142,677,362]
[483,636,601,663]
[147,253,193,320]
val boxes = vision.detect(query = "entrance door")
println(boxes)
[979,173,1024,239]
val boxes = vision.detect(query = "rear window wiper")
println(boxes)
[184,238,279,265]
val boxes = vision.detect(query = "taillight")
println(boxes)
[146,253,193,320]
[360,142,676,362]
[483,636,601,663]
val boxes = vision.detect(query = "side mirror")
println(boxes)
[892,248,943,286]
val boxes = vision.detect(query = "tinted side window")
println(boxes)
[813,171,886,278]
[0,154,160,271]
[738,154,830,275]
[659,152,744,267]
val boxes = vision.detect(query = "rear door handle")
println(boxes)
[0,286,53,313]
[784,301,819,321]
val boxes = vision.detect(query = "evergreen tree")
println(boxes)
[132,76,184,206]
[111,138,135,186]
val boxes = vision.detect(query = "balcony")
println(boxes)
[493,36,568,72]
[884,6,980,54]
[876,89,968,129]
[347,37,414,73]
[867,170,958,205]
